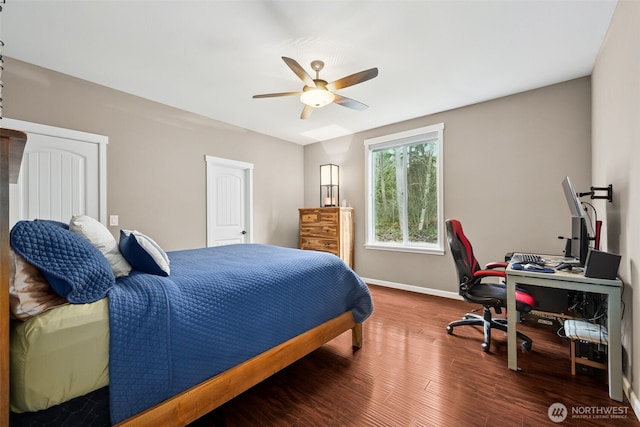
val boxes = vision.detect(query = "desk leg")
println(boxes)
[608,288,623,401]
[507,276,518,371]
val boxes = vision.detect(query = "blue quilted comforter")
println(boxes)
[108,244,373,423]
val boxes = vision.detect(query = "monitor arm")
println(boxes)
[577,184,613,203]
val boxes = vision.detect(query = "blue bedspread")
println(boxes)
[108,244,373,423]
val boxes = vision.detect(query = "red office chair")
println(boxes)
[445,219,534,352]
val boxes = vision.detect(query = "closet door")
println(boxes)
[205,155,253,247]
[4,119,107,226]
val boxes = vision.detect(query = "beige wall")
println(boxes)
[5,58,593,297]
[592,0,640,410]
[305,78,592,294]
[3,58,304,251]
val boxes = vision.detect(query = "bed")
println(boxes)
[0,130,373,426]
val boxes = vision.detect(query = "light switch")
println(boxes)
[109,215,119,226]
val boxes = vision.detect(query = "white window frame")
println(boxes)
[364,123,444,255]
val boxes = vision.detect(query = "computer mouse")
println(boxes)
[524,263,545,270]
[556,262,573,271]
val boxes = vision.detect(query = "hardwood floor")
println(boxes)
[190,285,639,426]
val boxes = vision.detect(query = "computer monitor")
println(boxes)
[562,176,590,265]
[570,216,589,266]
[562,176,583,218]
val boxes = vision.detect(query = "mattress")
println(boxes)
[10,298,109,413]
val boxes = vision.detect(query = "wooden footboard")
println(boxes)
[117,311,362,426]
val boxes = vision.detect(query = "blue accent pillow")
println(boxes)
[10,220,115,303]
[119,230,170,276]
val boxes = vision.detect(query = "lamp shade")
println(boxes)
[320,164,339,186]
[320,164,339,207]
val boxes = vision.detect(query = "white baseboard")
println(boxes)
[360,277,462,300]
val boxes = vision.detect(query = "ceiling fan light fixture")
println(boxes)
[300,88,335,108]
[253,57,378,116]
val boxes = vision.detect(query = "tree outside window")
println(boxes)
[365,123,444,254]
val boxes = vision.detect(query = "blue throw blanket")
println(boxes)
[108,244,373,423]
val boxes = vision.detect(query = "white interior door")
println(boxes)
[206,156,253,247]
[4,118,107,227]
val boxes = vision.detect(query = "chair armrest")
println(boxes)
[473,269,506,279]
[485,262,508,269]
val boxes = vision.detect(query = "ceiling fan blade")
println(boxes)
[300,105,314,120]
[282,57,316,88]
[333,94,369,111]
[326,67,378,91]
[252,91,301,99]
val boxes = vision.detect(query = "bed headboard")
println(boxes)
[3,118,108,227]
[1,128,27,426]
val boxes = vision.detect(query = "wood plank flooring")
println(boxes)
[190,285,639,426]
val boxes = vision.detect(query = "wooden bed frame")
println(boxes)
[118,312,361,426]
[0,128,363,426]
[1,128,27,427]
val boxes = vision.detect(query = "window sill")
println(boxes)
[364,243,445,255]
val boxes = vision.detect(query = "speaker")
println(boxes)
[584,249,621,280]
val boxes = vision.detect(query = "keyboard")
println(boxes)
[510,253,544,265]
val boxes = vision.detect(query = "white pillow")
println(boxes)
[69,215,132,277]
[119,229,170,276]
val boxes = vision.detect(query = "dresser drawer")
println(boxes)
[299,224,338,238]
[300,210,338,224]
[300,237,339,255]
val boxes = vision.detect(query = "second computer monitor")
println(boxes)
[569,216,590,266]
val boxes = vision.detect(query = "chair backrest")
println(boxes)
[446,219,480,287]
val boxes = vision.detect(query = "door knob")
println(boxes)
[241,230,247,235]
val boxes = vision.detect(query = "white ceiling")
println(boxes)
[2,1,617,145]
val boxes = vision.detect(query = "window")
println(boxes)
[364,123,444,254]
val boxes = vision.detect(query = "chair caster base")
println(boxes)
[445,313,533,353]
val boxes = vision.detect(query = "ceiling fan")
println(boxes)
[252,57,379,119]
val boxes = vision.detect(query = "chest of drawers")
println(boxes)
[298,207,354,269]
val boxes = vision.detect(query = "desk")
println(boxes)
[506,258,623,402]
